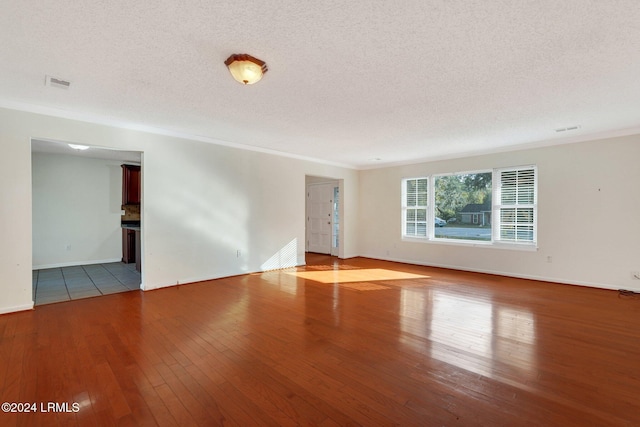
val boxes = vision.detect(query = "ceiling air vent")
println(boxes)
[45,75,71,89]
[555,125,581,133]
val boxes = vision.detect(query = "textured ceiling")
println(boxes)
[2,1,640,168]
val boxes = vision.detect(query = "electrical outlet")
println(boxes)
[237,250,241,258]
[546,256,552,263]
[66,244,71,251]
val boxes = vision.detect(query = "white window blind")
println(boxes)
[403,178,428,237]
[495,167,537,243]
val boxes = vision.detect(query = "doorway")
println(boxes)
[305,176,341,256]
[31,138,143,305]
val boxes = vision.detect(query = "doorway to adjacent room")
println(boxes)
[306,176,341,256]
[31,138,143,306]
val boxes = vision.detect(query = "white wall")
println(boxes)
[32,152,123,268]
[357,135,640,291]
[0,107,359,313]
[4,105,635,315]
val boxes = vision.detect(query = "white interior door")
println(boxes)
[307,183,333,254]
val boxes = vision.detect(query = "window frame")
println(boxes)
[431,169,493,242]
[401,165,537,250]
[401,177,429,239]
[493,165,538,247]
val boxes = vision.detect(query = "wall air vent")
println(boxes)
[45,75,71,89]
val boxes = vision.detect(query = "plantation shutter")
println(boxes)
[495,167,537,243]
[403,178,428,237]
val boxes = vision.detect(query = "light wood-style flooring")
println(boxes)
[1,254,639,426]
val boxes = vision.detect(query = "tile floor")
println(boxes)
[33,262,141,306]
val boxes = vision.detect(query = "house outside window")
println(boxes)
[460,202,491,226]
[434,171,492,241]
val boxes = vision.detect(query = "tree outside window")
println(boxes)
[435,172,492,241]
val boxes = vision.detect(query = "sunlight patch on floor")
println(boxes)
[338,282,391,291]
[287,268,429,284]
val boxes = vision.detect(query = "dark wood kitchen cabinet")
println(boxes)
[122,228,141,271]
[122,164,141,205]
[122,229,136,263]
[121,163,141,272]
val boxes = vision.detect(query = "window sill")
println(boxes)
[401,236,538,251]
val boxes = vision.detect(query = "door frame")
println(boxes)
[305,176,343,257]
[30,137,145,307]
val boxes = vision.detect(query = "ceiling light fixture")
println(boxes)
[224,54,268,85]
[68,143,90,150]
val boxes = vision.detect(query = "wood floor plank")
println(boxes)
[1,254,639,425]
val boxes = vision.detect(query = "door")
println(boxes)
[307,183,334,254]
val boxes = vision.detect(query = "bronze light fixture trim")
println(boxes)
[224,54,268,85]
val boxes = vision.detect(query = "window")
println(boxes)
[494,167,537,243]
[402,166,537,248]
[434,172,492,241]
[402,178,428,237]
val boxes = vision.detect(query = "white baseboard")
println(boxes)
[33,258,122,270]
[0,301,34,315]
[142,263,306,291]
[358,253,621,291]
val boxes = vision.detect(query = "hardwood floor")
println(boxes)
[1,254,639,426]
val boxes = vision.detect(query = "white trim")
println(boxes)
[401,177,429,238]
[0,101,354,169]
[404,168,536,249]
[0,302,34,315]
[494,165,537,244]
[142,263,306,291]
[306,181,337,255]
[402,237,538,252]
[427,176,435,239]
[33,258,122,270]
[358,254,630,291]
[5,100,640,171]
[403,167,537,246]
[401,235,430,243]
[356,126,640,170]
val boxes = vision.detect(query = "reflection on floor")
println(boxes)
[32,262,141,306]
